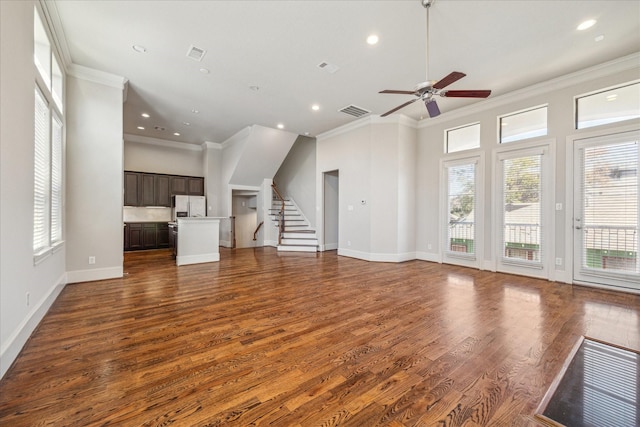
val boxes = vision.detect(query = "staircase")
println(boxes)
[269,199,318,252]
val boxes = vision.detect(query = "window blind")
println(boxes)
[581,140,638,273]
[447,163,476,255]
[33,88,50,253]
[51,114,63,244]
[502,154,542,264]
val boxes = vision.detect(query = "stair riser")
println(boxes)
[281,239,319,246]
[277,245,318,252]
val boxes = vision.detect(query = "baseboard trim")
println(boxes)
[416,251,440,263]
[1,273,66,379]
[337,249,417,263]
[264,239,278,248]
[177,253,220,266]
[323,243,338,251]
[66,266,123,284]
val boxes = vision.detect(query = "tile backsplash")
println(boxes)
[123,207,172,222]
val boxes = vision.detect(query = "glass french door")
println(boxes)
[573,131,640,290]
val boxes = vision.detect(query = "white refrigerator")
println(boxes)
[172,195,206,219]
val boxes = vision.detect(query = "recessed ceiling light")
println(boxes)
[277,124,284,129]
[577,19,596,31]
[173,132,181,136]
[191,109,199,114]
[199,68,210,74]
[312,104,320,111]
[137,126,145,130]
[367,34,379,45]
[141,113,150,118]
[304,132,310,136]
[182,122,191,126]
[595,34,605,42]
[132,45,147,53]
[606,94,617,102]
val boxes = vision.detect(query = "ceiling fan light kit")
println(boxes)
[379,0,492,118]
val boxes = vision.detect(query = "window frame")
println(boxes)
[574,81,640,130]
[444,122,481,154]
[498,104,548,144]
[33,5,65,264]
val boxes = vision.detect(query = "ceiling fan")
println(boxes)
[379,0,491,118]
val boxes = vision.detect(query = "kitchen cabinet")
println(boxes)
[127,223,144,250]
[125,171,204,206]
[143,223,157,249]
[157,223,170,248]
[170,176,188,195]
[124,222,170,251]
[141,174,155,206]
[188,177,204,196]
[124,172,141,206]
[155,175,171,206]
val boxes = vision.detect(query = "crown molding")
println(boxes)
[124,134,203,151]
[202,141,223,150]
[417,52,640,129]
[41,1,128,90]
[317,114,419,141]
[67,63,128,90]
[220,126,252,149]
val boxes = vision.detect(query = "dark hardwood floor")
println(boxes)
[1,248,639,426]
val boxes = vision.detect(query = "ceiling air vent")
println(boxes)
[339,104,371,118]
[317,61,339,74]
[186,45,207,62]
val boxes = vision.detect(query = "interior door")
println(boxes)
[573,130,639,291]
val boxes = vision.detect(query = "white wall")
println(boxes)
[416,57,640,281]
[316,117,418,262]
[1,0,66,378]
[323,171,339,250]
[124,137,203,176]
[273,135,317,227]
[232,195,258,248]
[65,75,124,282]
[202,141,223,217]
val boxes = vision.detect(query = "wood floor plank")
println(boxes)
[1,247,639,426]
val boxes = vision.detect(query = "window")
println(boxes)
[499,106,547,143]
[446,162,476,256]
[576,82,640,129]
[501,153,543,266]
[33,7,64,261]
[446,123,480,153]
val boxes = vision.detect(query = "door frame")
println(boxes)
[565,122,640,292]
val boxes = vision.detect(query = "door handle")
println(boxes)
[575,226,582,230]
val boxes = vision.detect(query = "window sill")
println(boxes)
[33,240,64,266]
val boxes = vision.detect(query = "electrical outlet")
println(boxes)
[347,240,351,247]
[555,257,563,266]
[26,292,30,307]
[88,256,96,265]
[428,244,432,250]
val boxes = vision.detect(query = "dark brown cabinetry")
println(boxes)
[124,171,203,206]
[124,222,170,251]
[124,172,141,206]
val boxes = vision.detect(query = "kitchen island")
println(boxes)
[175,217,221,266]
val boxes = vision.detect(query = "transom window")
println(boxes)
[499,106,548,144]
[576,82,640,130]
[446,123,480,153]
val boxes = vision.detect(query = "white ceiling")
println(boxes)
[51,0,640,145]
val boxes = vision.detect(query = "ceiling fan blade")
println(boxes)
[425,99,441,118]
[381,99,419,117]
[432,71,466,90]
[379,90,416,95]
[442,90,492,98]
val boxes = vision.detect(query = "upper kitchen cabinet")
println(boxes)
[124,172,142,206]
[170,175,204,196]
[154,175,171,206]
[170,176,188,195]
[188,177,204,196]
[125,171,204,205]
